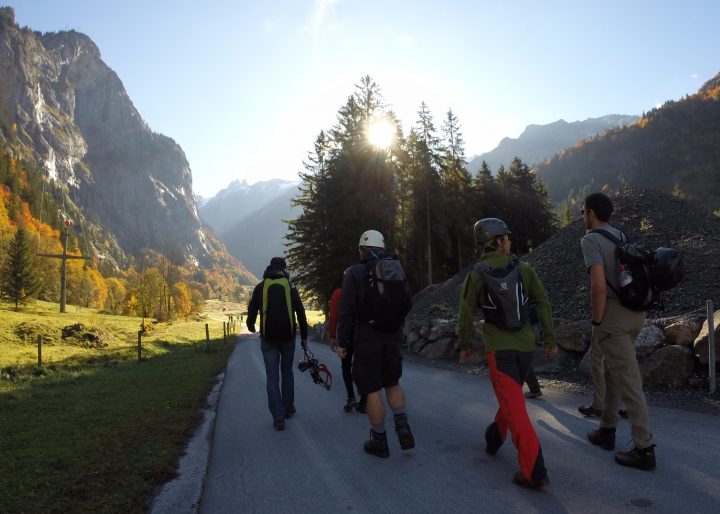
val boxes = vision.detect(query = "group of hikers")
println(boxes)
[245,192,659,490]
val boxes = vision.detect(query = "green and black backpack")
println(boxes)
[262,277,294,341]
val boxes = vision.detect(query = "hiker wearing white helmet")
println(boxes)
[337,229,414,458]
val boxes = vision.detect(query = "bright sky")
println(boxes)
[6,0,720,198]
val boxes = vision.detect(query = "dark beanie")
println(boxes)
[270,257,287,269]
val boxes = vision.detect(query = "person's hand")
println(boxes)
[458,348,476,364]
[337,347,348,359]
[247,325,256,333]
[330,339,338,353]
[301,339,308,351]
[545,346,559,361]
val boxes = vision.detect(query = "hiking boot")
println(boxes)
[619,409,628,419]
[615,444,656,471]
[394,413,415,450]
[364,429,389,458]
[587,427,616,450]
[525,390,542,399]
[273,419,285,431]
[285,406,296,418]
[578,405,602,417]
[485,422,504,456]
[343,398,357,412]
[512,471,549,490]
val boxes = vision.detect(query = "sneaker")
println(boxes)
[394,413,415,450]
[343,398,357,413]
[273,419,285,431]
[485,422,504,456]
[619,409,628,419]
[285,406,296,418]
[364,429,389,458]
[615,444,656,471]
[525,390,542,399]
[587,427,616,450]
[578,405,602,417]
[512,471,549,490]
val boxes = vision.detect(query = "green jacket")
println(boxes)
[458,251,558,353]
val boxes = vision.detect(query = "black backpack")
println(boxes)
[261,277,294,341]
[475,256,529,331]
[361,256,412,332]
[590,229,684,312]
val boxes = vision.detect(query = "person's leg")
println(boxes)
[260,340,284,423]
[524,361,541,397]
[279,339,296,415]
[353,336,389,457]
[488,350,547,487]
[341,347,356,411]
[589,333,606,410]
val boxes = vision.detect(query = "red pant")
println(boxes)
[488,351,546,483]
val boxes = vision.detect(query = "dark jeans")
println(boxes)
[261,339,295,421]
[341,347,366,406]
[525,363,541,393]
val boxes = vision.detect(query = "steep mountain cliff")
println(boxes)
[0,7,234,270]
[467,115,639,173]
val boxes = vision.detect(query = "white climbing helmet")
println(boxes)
[358,229,385,249]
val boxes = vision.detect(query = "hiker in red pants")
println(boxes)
[458,218,558,489]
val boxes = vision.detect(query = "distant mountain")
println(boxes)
[467,115,639,173]
[200,179,299,236]
[0,7,254,281]
[535,71,720,204]
[219,186,301,278]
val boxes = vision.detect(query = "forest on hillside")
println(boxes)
[286,76,557,309]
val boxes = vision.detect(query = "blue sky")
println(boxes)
[6,0,720,198]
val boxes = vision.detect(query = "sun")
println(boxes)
[367,117,395,149]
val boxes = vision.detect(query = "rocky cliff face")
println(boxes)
[0,7,218,266]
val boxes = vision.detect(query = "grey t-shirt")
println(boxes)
[580,224,626,298]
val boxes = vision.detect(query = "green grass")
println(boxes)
[0,300,238,513]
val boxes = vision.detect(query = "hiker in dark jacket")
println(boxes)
[247,257,308,431]
[337,230,414,458]
[458,218,558,489]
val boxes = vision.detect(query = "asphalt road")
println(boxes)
[195,335,719,514]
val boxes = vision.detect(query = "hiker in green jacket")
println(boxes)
[458,218,558,489]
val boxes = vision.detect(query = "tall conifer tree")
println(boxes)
[1,226,40,309]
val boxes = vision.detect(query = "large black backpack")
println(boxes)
[590,229,684,312]
[361,256,413,332]
[262,277,294,341]
[475,256,529,331]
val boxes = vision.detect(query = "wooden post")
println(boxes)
[708,300,716,394]
[223,321,227,342]
[205,323,210,351]
[137,331,142,362]
[37,335,42,368]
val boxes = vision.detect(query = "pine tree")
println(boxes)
[0,226,40,309]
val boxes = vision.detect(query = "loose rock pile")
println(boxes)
[404,188,720,389]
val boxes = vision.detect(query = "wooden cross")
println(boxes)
[37,220,91,313]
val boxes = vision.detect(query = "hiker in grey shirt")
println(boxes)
[580,192,656,471]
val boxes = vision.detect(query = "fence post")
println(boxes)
[708,300,716,394]
[223,321,227,343]
[137,331,142,362]
[37,335,42,368]
[205,323,210,352]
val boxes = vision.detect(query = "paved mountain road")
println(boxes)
[170,335,720,513]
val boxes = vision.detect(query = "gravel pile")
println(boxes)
[409,188,720,322]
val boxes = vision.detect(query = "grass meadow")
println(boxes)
[0,299,240,513]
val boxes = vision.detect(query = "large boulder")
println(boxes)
[693,310,720,364]
[634,325,665,358]
[664,318,702,347]
[640,345,696,387]
[419,337,456,360]
[554,319,590,353]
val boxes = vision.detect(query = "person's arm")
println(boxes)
[524,264,558,360]
[327,288,341,338]
[291,284,308,346]
[337,267,358,349]
[246,283,261,332]
[588,264,607,325]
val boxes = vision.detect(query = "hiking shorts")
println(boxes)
[352,325,403,394]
